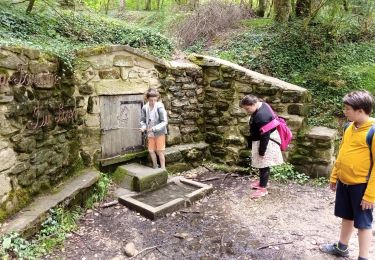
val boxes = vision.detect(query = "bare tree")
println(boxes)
[274,0,292,22]
[26,0,36,14]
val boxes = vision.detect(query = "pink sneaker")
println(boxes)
[249,180,270,189]
[250,180,261,189]
[250,188,268,199]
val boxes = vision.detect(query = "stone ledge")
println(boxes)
[0,169,100,237]
[307,126,337,141]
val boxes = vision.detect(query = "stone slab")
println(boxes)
[118,176,213,220]
[115,163,168,192]
[307,126,337,141]
[0,169,100,237]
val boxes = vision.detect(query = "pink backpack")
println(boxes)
[259,103,293,151]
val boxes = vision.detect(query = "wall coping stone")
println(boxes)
[189,54,308,93]
[307,126,338,140]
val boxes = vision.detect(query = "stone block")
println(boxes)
[210,79,231,89]
[307,127,337,141]
[288,103,310,116]
[0,148,16,172]
[29,60,58,74]
[165,147,183,163]
[99,69,120,79]
[235,82,253,93]
[113,55,134,67]
[87,96,100,114]
[85,114,100,127]
[167,125,181,145]
[0,173,11,197]
[114,163,168,192]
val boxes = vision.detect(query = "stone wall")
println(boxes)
[0,46,82,220]
[158,61,206,146]
[291,126,337,177]
[73,45,166,166]
[188,54,310,165]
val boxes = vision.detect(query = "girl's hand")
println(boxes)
[361,200,374,210]
[329,182,336,191]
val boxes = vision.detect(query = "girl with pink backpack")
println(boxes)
[240,95,286,199]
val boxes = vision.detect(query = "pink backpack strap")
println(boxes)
[259,102,279,134]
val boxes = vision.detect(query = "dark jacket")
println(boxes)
[249,102,275,156]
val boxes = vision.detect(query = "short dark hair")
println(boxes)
[343,90,374,115]
[240,95,259,107]
[146,88,159,99]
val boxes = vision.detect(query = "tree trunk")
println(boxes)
[26,0,36,14]
[295,0,311,17]
[145,0,151,10]
[119,0,125,10]
[343,0,349,11]
[105,0,110,14]
[256,0,267,17]
[274,0,292,22]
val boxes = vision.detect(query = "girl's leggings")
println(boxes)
[259,167,270,188]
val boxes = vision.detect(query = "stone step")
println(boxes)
[0,169,100,237]
[114,163,168,192]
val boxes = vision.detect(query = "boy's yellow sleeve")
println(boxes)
[330,166,338,183]
[363,134,375,203]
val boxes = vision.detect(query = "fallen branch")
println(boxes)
[202,164,215,173]
[100,200,118,208]
[257,241,294,250]
[129,243,175,259]
[200,177,221,182]
[179,210,200,214]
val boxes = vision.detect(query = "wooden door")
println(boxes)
[100,95,144,158]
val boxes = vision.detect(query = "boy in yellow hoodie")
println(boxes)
[320,91,375,260]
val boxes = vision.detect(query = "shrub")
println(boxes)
[173,0,254,48]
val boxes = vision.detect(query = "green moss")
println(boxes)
[166,162,191,174]
[112,167,128,185]
[240,18,273,29]
[0,189,32,222]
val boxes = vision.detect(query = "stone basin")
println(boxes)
[118,177,212,220]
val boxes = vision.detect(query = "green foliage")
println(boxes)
[84,172,111,208]
[0,207,81,259]
[0,173,111,259]
[211,17,375,128]
[270,163,310,184]
[0,1,173,70]
[312,176,329,187]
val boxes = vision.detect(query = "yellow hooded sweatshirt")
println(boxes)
[330,119,375,203]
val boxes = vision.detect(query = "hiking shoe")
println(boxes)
[250,180,270,189]
[320,243,349,257]
[250,180,261,189]
[250,188,268,199]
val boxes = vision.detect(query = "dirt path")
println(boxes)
[46,168,375,260]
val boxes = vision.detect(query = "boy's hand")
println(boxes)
[329,182,336,191]
[360,200,374,210]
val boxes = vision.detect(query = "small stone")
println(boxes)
[124,242,137,257]
[174,233,189,239]
[87,209,93,214]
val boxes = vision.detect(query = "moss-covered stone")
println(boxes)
[166,162,191,174]
[206,132,223,143]
[210,79,232,89]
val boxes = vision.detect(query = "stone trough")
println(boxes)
[115,163,212,219]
